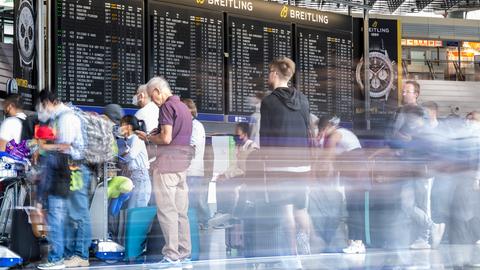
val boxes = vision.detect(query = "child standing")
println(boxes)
[119,115,151,208]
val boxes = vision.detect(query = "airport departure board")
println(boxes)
[55,0,144,107]
[228,16,292,116]
[297,27,353,121]
[149,2,224,114]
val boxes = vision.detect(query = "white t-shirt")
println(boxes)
[336,128,361,154]
[135,102,160,133]
[0,112,27,144]
[187,119,206,177]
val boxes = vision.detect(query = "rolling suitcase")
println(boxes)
[243,201,290,258]
[124,207,157,261]
[188,208,200,261]
[225,219,244,257]
[10,208,41,262]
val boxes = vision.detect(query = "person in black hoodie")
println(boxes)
[258,57,312,268]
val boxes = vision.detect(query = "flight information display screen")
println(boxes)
[148,1,224,114]
[296,26,353,121]
[228,16,292,116]
[54,0,144,107]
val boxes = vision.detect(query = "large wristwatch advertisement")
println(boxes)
[353,18,401,132]
[13,0,36,108]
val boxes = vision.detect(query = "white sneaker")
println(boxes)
[37,260,65,270]
[64,256,89,268]
[207,213,232,228]
[410,239,431,250]
[343,240,366,254]
[431,223,445,249]
[296,232,311,255]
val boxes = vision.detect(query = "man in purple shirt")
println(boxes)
[136,76,193,270]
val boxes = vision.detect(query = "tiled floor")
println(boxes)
[19,245,480,269]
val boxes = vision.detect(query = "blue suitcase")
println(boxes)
[188,208,200,261]
[124,207,157,261]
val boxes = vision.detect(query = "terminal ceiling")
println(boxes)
[269,0,480,16]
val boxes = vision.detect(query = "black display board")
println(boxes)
[228,16,291,115]
[148,1,224,115]
[296,26,353,121]
[14,0,36,108]
[54,0,144,107]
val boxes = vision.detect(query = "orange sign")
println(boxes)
[401,39,442,47]
[463,42,480,51]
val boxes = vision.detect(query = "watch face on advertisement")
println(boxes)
[16,0,35,64]
[356,51,396,99]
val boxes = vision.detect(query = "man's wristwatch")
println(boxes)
[356,39,397,101]
[16,0,35,73]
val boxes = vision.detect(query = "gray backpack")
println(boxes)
[69,105,116,164]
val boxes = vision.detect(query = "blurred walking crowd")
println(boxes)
[1,56,480,270]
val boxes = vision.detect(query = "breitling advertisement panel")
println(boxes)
[353,18,400,132]
[13,0,36,108]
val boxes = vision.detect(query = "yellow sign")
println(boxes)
[16,78,28,88]
[196,0,205,5]
[401,39,442,47]
[280,5,288,18]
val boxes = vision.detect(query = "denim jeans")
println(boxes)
[401,178,434,242]
[128,168,152,209]
[47,195,67,263]
[64,165,92,260]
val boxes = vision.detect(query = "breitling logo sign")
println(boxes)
[369,20,390,35]
[280,5,329,24]
[196,0,254,11]
[280,5,288,18]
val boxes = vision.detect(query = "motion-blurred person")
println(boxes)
[421,101,455,241]
[390,104,445,250]
[36,91,92,269]
[183,98,209,227]
[0,94,30,150]
[389,81,424,143]
[136,77,193,270]
[309,116,366,253]
[446,111,480,245]
[249,91,265,147]
[119,115,151,208]
[209,123,259,228]
[134,84,159,133]
[260,57,311,266]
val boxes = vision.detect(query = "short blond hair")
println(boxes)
[269,57,295,81]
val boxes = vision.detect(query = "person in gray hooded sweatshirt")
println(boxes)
[258,57,311,269]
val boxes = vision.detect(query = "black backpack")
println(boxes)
[17,114,39,141]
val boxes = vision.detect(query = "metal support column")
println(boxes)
[47,0,52,90]
[36,0,45,92]
[363,0,370,130]
[457,43,461,79]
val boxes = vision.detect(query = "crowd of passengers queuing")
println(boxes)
[1,56,480,270]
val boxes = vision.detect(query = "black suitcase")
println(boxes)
[10,208,41,262]
[243,201,290,258]
[145,215,166,260]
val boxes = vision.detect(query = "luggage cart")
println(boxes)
[91,162,125,263]
[0,154,31,268]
